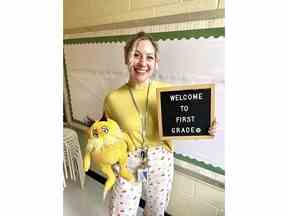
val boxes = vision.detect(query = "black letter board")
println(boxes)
[156,84,215,140]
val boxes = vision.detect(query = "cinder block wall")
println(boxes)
[64,0,224,30]
[168,170,224,216]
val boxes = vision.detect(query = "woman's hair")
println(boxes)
[124,31,159,65]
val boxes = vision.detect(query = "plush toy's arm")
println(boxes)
[122,132,135,152]
[83,140,94,172]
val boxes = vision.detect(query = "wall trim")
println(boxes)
[64,9,224,35]
[64,27,224,44]
[175,153,225,175]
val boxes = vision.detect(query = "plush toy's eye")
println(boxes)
[101,127,109,134]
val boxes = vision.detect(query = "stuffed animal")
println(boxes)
[83,117,135,199]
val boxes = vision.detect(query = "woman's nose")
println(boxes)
[138,56,146,65]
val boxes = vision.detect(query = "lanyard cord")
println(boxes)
[128,80,151,150]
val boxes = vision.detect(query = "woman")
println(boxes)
[103,31,216,215]
[103,32,174,216]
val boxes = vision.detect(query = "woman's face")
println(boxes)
[128,40,158,85]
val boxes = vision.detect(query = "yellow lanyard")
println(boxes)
[128,80,151,160]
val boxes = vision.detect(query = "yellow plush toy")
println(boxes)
[83,117,135,199]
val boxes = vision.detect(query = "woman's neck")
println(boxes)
[128,79,151,89]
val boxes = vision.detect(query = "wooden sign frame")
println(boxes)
[157,83,215,140]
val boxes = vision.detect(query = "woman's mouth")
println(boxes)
[134,68,147,74]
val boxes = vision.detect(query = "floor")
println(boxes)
[63,175,144,216]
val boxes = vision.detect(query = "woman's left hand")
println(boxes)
[208,119,217,136]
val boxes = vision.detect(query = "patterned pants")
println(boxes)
[105,145,174,216]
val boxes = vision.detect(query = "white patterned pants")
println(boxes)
[105,145,174,216]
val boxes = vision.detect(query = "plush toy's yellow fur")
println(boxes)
[83,118,135,199]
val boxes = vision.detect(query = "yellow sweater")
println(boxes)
[103,80,173,152]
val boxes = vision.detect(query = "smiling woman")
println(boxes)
[102,32,175,216]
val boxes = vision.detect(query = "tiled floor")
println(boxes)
[63,175,144,216]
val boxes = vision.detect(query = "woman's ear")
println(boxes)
[156,55,160,63]
[155,60,159,71]
[155,55,160,70]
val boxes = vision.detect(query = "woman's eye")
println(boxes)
[147,56,154,60]
[134,53,140,58]
[102,127,109,133]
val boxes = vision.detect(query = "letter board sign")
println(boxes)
[156,84,215,140]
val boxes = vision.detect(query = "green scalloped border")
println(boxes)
[64,27,224,44]
[63,27,225,175]
[174,153,225,175]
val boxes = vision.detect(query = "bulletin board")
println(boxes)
[64,27,225,175]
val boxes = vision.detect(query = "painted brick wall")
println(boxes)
[168,170,224,216]
[64,0,224,30]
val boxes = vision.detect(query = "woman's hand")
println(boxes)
[208,119,217,136]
